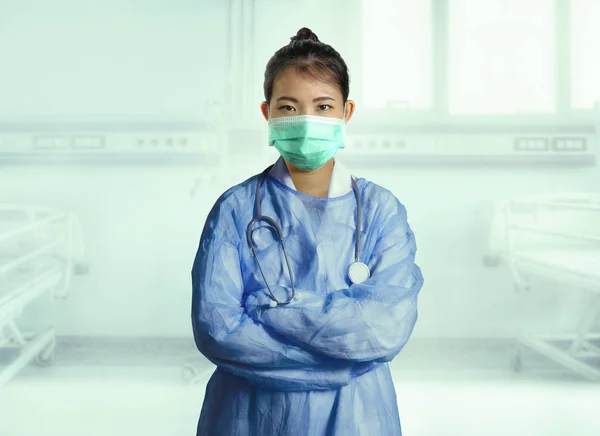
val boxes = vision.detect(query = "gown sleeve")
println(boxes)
[247,194,424,363]
[191,193,358,391]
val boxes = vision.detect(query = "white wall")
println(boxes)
[1,165,217,337]
[2,162,597,338]
[363,165,599,338]
[0,0,227,120]
[1,0,598,339]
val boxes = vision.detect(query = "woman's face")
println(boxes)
[261,66,355,122]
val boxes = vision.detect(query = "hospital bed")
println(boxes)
[499,193,600,380]
[0,204,83,388]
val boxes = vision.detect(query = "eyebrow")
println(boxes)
[276,96,336,103]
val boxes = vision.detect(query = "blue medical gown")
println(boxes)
[191,174,423,436]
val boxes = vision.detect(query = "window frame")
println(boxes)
[357,0,596,125]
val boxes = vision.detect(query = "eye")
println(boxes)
[318,104,332,111]
[278,105,295,112]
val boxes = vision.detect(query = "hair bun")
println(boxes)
[290,27,319,43]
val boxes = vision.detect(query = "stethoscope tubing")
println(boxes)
[247,165,363,306]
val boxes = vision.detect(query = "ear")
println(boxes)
[260,101,270,121]
[344,100,356,123]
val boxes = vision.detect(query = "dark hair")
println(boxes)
[263,27,350,106]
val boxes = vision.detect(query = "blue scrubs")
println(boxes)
[191,172,423,435]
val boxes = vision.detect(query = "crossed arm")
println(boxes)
[244,198,423,363]
[191,194,423,390]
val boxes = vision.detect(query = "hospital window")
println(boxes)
[448,0,555,115]
[362,0,433,110]
[570,0,600,110]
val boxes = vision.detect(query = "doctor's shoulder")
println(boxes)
[359,178,410,227]
[201,175,258,244]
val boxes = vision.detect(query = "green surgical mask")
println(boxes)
[268,113,346,171]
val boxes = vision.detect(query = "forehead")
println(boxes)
[272,66,341,99]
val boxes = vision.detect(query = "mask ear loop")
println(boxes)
[340,102,348,145]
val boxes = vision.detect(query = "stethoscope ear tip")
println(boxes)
[269,300,278,308]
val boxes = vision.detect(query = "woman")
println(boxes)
[191,27,423,436]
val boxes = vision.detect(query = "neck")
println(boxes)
[285,159,334,198]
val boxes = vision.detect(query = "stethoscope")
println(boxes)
[246,165,371,307]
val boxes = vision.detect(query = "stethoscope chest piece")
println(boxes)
[348,261,370,285]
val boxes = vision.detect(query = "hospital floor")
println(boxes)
[1,338,599,436]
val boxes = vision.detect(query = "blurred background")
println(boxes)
[0,0,599,435]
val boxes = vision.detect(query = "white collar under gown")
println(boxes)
[191,157,424,436]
